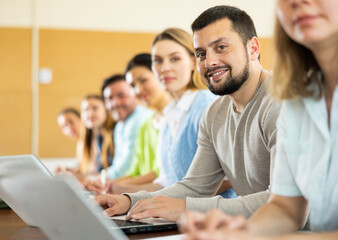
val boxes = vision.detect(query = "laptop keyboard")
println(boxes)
[112,219,152,227]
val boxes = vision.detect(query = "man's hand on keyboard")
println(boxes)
[126,196,186,222]
[95,194,131,216]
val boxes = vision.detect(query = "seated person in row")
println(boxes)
[182,1,338,239]
[79,94,115,175]
[57,107,84,165]
[101,74,153,180]
[57,95,115,178]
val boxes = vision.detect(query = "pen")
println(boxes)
[100,169,107,194]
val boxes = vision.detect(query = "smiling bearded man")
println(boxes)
[95,5,282,222]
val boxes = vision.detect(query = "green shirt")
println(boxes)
[127,115,159,177]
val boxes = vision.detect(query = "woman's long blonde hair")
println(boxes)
[152,28,207,90]
[79,95,115,174]
[270,18,321,101]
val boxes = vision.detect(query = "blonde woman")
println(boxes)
[79,94,115,175]
[151,28,234,197]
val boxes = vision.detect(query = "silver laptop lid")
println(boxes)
[0,174,127,240]
[0,154,53,226]
[0,154,52,177]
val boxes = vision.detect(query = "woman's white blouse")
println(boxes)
[272,86,338,231]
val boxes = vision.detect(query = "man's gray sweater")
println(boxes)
[126,78,281,217]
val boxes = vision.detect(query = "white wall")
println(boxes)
[0,0,276,37]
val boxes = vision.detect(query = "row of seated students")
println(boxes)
[98,3,338,240]
[59,2,338,239]
[57,28,236,198]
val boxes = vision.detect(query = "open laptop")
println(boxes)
[0,175,178,238]
[0,155,177,234]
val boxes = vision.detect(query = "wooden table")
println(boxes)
[0,209,180,239]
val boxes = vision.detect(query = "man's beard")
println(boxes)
[205,58,250,96]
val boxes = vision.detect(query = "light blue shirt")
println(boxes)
[155,90,216,187]
[272,85,338,231]
[155,90,237,199]
[107,105,153,179]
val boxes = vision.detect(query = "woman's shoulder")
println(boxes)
[277,97,308,131]
[185,91,219,124]
[195,89,217,99]
[192,90,231,114]
[281,97,306,116]
[192,90,218,106]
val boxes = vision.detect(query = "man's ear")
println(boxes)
[247,36,260,61]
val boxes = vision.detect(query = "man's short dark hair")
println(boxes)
[101,74,125,97]
[191,5,258,45]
